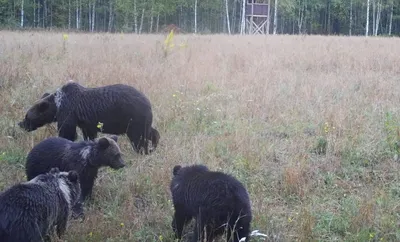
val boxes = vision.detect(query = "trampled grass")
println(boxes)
[0,31,400,241]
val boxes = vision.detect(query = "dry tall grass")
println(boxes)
[0,31,400,241]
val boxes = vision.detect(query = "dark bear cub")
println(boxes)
[0,168,81,242]
[18,81,160,155]
[25,135,125,218]
[170,164,252,242]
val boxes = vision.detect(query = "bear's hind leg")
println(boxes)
[192,220,216,242]
[126,128,143,154]
[172,210,192,240]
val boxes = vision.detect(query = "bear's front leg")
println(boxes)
[57,118,78,141]
[81,126,98,141]
[71,201,85,220]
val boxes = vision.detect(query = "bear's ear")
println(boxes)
[173,165,182,176]
[41,93,51,99]
[109,135,118,142]
[67,170,79,183]
[49,167,60,174]
[98,137,110,150]
[37,101,49,113]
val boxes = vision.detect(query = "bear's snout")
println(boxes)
[114,159,126,169]
[18,120,36,132]
[17,121,24,128]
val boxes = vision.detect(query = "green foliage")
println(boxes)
[312,136,327,155]
[383,111,400,160]
[0,148,26,166]
[0,0,399,35]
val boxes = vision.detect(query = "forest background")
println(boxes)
[0,0,399,36]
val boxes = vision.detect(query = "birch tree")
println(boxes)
[273,0,278,34]
[194,0,197,33]
[139,7,144,33]
[68,0,71,29]
[89,2,92,30]
[20,0,23,27]
[133,0,138,33]
[388,0,393,35]
[76,0,80,29]
[149,1,154,33]
[349,0,352,35]
[108,0,113,32]
[372,0,375,34]
[240,0,245,34]
[225,0,231,34]
[366,0,370,36]
[92,1,96,31]
[374,0,381,36]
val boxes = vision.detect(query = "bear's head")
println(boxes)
[18,92,57,132]
[27,167,81,207]
[51,167,82,207]
[170,164,209,192]
[92,135,126,170]
[172,164,209,177]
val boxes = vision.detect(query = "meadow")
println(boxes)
[0,31,400,241]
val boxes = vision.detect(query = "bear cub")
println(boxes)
[0,168,81,242]
[170,164,252,242]
[18,81,160,155]
[25,135,125,218]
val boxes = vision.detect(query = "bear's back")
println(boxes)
[84,84,150,104]
[0,183,58,238]
[25,137,71,180]
[173,169,250,214]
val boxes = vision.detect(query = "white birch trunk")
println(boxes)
[149,4,154,33]
[232,0,237,33]
[273,0,278,34]
[33,0,35,27]
[108,0,112,32]
[266,0,271,34]
[366,0,370,36]
[79,0,82,29]
[91,0,95,32]
[194,0,198,33]
[349,0,352,35]
[20,0,24,27]
[388,1,393,35]
[88,2,91,31]
[225,0,231,34]
[374,0,381,36]
[139,8,144,34]
[297,0,304,34]
[76,0,79,29]
[156,13,159,33]
[240,0,246,34]
[372,0,376,35]
[133,0,138,33]
[68,0,71,29]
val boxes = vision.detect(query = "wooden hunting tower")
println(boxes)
[246,0,270,34]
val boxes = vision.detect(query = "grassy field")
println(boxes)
[0,31,400,242]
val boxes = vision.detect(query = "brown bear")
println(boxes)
[18,81,160,155]
[25,135,125,219]
[0,168,81,242]
[170,164,252,242]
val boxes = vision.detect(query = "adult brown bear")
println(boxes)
[18,81,160,155]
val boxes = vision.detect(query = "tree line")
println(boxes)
[0,0,399,36]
